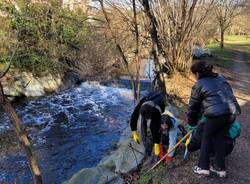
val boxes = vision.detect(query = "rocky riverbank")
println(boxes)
[1,71,83,100]
[63,107,181,184]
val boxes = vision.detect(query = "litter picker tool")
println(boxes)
[144,129,194,175]
[184,133,192,160]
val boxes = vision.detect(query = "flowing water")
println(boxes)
[0,81,143,184]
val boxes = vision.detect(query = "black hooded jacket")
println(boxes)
[188,74,241,126]
[130,92,165,143]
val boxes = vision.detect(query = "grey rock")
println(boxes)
[64,127,145,184]
[2,72,62,99]
[63,167,119,184]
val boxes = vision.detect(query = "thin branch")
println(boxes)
[0,45,18,79]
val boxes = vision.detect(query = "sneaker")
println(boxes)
[193,166,210,176]
[210,165,227,178]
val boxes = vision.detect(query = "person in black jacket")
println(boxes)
[187,61,240,177]
[130,92,165,157]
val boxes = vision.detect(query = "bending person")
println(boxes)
[187,61,241,178]
[130,92,165,158]
[160,112,186,162]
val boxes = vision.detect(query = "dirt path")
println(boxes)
[140,51,250,184]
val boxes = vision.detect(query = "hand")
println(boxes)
[154,143,160,156]
[132,131,140,144]
[187,125,196,132]
[165,156,172,162]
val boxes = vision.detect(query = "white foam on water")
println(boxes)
[0,81,135,135]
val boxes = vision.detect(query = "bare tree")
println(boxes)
[132,0,142,101]
[144,0,215,72]
[229,6,250,36]
[92,0,216,95]
[215,0,242,48]
[97,0,139,102]
[95,0,150,101]
[139,0,168,95]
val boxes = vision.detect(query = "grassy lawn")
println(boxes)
[226,35,250,62]
[205,43,235,68]
[205,35,250,68]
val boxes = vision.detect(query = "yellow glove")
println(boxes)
[154,144,160,156]
[132,131,140,144]
[185,134,192,147]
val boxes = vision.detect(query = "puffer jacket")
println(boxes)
[188,74,241,126]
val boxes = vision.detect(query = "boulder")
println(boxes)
[2,72,62,98]
[60,72,83,90]
[98,128,145,173]
[63,167,119,184]
[21,72,45,97]
[64,127,145,184]
[37,73,62,93]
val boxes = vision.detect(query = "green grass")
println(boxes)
[225,35,250,43]
[205,43,235,68]
[226,35,250,63]
[137,164,166,184]
[205,35,250,68]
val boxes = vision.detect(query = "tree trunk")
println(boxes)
[140,0,167,95]
[133,0,141,103]
[0,83,42,184]
[220,29,225,49]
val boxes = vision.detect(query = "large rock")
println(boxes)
[20,72,45,97]
[37,73,62,93]
[98,128,145,173]
[60,72,83,90]
[64,127,145,184]
[2,72,62,98]
[64,167,119,184]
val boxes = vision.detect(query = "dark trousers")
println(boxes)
[198,115,235,170]
[141,118,161,144]
[141,118,161,156]
[188,123,235,156]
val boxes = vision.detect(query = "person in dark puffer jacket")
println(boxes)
[187,61,241,178]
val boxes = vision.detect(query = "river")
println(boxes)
[0,81,142,184]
